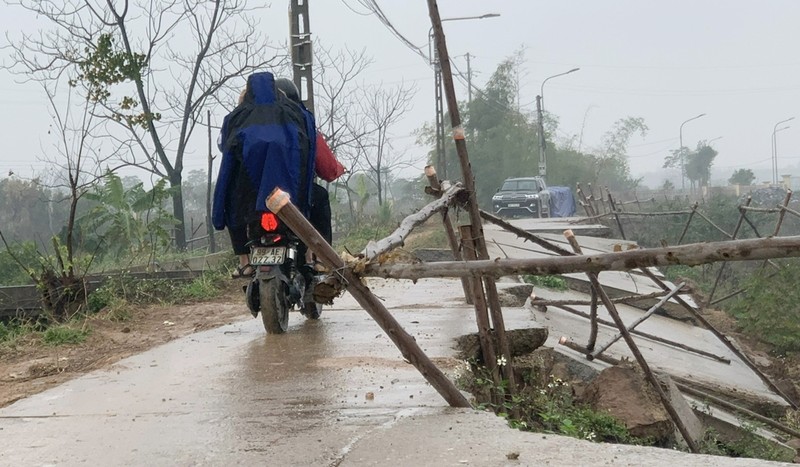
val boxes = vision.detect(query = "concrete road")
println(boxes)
[0,279,789,466]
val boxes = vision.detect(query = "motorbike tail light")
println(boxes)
[261,212,279,232]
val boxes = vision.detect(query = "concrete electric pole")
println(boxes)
[290,0,315,114]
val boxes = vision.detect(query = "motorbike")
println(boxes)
[244,211,323,334]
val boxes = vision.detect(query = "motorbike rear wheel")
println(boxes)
[259,279,289,334]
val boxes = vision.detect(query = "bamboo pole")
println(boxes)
[362,236,800,280]
[563,230,700,452]
[589,282,686,361]
[428,0,515,400]
[266,188,470,408]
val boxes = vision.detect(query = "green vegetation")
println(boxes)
[87,269,227,314]
[523,274,568,291]
[457,362,644,445]
[41,324,90,346]
[698,422,793,462]
[727,262,800,354]
[333,220,394,254]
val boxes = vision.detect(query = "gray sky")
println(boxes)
[2,1,800,187]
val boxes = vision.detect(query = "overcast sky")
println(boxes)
[2,1,800,187]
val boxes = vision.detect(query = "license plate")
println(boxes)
[508,203,520,207]
[250,247,286,265]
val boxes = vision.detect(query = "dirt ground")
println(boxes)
[0,282,250,409]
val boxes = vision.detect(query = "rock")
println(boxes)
[455,327,548,364]
[513,347,600,398]
[580,364,675,442]
[496,284,535,307]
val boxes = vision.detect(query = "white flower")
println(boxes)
[496,355,507,367]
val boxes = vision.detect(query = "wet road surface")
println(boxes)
[0,278,790,466]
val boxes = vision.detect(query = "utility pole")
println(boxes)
[206,110,217,253]
[536,95,546,177]
[290,0,314,114]
[432,43,446,180]
[465,52,472,104]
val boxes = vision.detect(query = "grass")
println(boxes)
[523,274,568,291]
[41,324,90,346]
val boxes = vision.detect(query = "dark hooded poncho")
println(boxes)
[212,72,317,232]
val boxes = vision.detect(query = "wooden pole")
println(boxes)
[606,188,627,240]
[266,188,470,408]
[589,282,686,360]
[532,290,676,308]
[563,230,700,452]
[640,268,799,409]
[707,196,751,303]
[556,315,730,364]
[362,235,800,280]
[362,184,464,259]
[425,165,472,303]
[206,110,217,253]
[677,202,698,245]
[587,289,599,352]
[693,209,733,239]
[428,0,516,398]
[460,225,502,402]
[479,210,574,256]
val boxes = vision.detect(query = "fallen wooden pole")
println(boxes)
[589,282,686,361]
[554,311,730,363]
[563,230,699,452]
[267,188,470,408]
[532,289,676,308]
[362,183,464,260]
[362,235,800,280]
[693,209,733,239]
[640,268,799,409]
[479,210,574,256]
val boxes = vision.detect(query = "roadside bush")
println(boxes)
[727,261,800,354]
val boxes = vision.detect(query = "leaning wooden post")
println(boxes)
[426,165,472,303]
[561,233,600,352]
[677,202,699,245]
[707,196,751,303]
[606,187,627,240]
[266,188,470,408]
[576,183,597,217]
[459,225,502,403]
[428,0,516,396]
[563,230,700,453]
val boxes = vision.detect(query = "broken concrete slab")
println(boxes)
[455,327,548,364]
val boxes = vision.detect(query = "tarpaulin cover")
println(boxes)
[548,186,576,217]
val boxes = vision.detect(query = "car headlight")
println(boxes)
[492,195,501,201]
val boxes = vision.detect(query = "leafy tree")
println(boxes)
[6,0,280,249]
[685,142,718,192]
[729,169,756,186]
[79,173,177,259]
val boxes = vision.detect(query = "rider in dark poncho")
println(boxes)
[212,72,317,275]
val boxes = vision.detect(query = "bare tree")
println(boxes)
[358,83,416,206]
[5,0,283,249]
